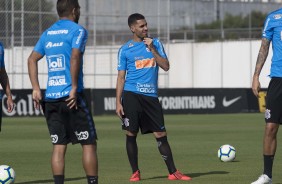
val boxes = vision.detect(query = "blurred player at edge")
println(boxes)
[0,42,15,132]
[116,13,191,182]
[251,8,282,184]
[27,0,98,183]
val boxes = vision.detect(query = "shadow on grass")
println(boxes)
[16,176,85,184]
[145,171,229,180]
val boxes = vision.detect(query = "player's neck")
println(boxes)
[132,35,143,42]
[59,16,75,22]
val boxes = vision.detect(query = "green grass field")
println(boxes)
[1,113,282,184]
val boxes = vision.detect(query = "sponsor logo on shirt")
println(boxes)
[48,75,67,86]
[136,83,155,93]
[46,91,69,98]
[274,14,282,19]
[135,58,156,69]
[47,30,68,35]
[128,43,134,47]
[47,54,66,72]
[45,42,63,49]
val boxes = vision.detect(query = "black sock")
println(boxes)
[87,175,98,184]
[54,175,64,184]
[263,155,274,178]
[126,135,139,173]
[156,136,177,174]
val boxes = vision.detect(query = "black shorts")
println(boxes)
[265,77,282,124]
[122,91,166,134]
[43,93,97,145]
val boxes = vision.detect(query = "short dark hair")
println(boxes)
[57,0,79,17]
[128,13,145,27]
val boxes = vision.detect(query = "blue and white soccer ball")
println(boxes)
[0,165,15,184]
[217,144,236,162]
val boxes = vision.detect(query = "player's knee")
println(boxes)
[153,131,167,138]
[126,131,137,136]
[265,124,279,138]
[266,123,279,131]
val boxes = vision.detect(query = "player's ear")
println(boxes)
[71,8,76,19]
[130,25,135,33]
[72,8,76,16]
[72,7,80,23]
[72,8,79,16]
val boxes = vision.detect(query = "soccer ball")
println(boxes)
[217,144,236,162]
[0,165,15,184]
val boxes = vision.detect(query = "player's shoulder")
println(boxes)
[71,23,88,37]
[70,21,86,31]
[119,40,135,51]
[266,8,282,21]
[152,37,162,44]
[152,38,165,48]
[48,20,86,33]
[0,42,3,50]
[0,42,3,55]
[63,21,87,33]
[152,37,160,42]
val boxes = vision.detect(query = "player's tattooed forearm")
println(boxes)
[254,38,270,76]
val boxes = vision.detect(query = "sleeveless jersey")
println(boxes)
[117,38,167,97]
[262,8,282,77]
[33,19,88,100]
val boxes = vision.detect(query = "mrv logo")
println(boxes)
[47,54,65,72]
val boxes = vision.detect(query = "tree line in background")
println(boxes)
[195,11,266,41]
[0,0,56,47]
[171,11,267,42]
[0,0,268,46]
